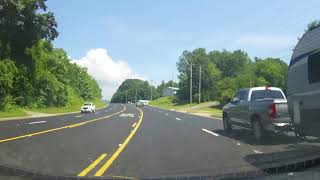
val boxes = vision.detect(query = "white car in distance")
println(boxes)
[80,102,96,113]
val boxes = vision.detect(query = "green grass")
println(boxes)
[188,107,223,118]
[0,109,28,118]
[149,96,222,118]
[28,99,108,114]
[149,96,199,109]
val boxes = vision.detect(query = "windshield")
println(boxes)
[251,90,285,101]
[1,0,320,179]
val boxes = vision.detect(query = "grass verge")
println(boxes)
[149,96,222,118]
[0,109,28,118]
[187,107,223,118]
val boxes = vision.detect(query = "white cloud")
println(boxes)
[72,48,144,99]
[234,34,296,49]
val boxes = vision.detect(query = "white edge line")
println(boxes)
[132,122,137,128]
[201,128,219,136]
[28,121,46,125]
[176,118,181,121]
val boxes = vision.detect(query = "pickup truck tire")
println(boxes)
[252,120,265,143]
[223,113,232,132]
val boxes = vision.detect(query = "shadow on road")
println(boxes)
[214,128,303,145]
[243,144,320,173]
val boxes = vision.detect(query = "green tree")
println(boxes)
[306,20,320,32]
[111,79,156,103]
[208,50,251,78]
[176,48,221,102]
[0,0,58,70]
[0,59,18,109]
[253,58,288,92]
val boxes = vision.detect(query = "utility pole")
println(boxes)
[190,63,193,106]
[199,66,201,104]
[135,89,137,103]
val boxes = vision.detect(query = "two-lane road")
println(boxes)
[0,104,319,179]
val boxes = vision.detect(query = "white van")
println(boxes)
[287,26,320,136]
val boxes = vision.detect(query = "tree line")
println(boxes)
[0,0,102,111]
[111,48,288,105]
[176,48,288,105]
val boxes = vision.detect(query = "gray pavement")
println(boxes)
[0,104,319,179]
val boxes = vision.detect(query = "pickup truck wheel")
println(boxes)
[253,120,264,142]
[223,113,232,132]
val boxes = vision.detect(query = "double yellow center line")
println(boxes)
[0,105,126,143]
[78,106,144,177]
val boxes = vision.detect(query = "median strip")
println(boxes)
[0,105,126,143]
[78,153,108,176]
[94,107,144,176]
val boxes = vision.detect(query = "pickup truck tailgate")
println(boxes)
[274,99,291,123]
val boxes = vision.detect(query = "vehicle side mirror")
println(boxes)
[232,97,240,104]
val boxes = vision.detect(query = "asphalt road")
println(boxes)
[0,103,320,179]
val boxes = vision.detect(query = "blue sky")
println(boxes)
[47,0,319,98]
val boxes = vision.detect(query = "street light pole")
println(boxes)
[199,66,201,104]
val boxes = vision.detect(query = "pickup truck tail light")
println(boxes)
[268,103,277,120]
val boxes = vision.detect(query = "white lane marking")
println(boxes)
[253,150,263,154]
[75,115,83,118]
[28,121,46,125]
[236,142,241,146]
[201,128,219,136]
[132,122,137,128]
[119,113,134,117]
[176,118,181,121]
[165,113,168,116]
[118,144,122,147]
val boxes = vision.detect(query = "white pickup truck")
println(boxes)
[80,102,96,113]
